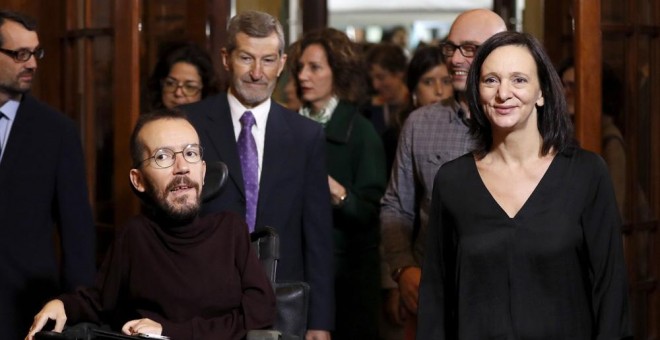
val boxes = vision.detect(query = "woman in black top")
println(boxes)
[417,31,631,339]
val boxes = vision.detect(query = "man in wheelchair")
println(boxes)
[26,109,275,340]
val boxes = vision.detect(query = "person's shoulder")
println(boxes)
[335,101,372,128]
[181,93,228,115]
[114,214,151,240]
[200,211,248,233]
[432,153,474,190]
[20,94,73,126]
[434,152,474,182]
[438,152,473,173]
[405,101,457,126]
[201,210,244,224]
[271,100,323,132]
[559,146,609,175]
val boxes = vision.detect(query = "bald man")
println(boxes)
[379,9,506,338]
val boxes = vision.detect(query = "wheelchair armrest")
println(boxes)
[246,329,282,340]
[250,226,280,283]
[34,331,67,340]
[35,322,103,340]
[274,282,310,340]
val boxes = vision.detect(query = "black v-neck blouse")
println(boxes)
[417,147,631,339]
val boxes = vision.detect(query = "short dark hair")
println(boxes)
[406,45,445,94]
[466,31,574,158]
[365,42,408,74]
[0,10,37,47]
[144,41,218,111]
[226,10,285,55]
[290,27,367,104]
[130,108,193,168]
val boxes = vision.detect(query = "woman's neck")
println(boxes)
[491,126,545,165]
[310,98,331,116]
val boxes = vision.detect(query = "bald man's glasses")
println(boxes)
[440,42,479,58]
[0,47,44,62]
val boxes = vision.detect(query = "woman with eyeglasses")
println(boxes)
[144,41,218,111]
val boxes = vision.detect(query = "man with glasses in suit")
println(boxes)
[0,10,96,340]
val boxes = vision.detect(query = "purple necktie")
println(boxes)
[237,111,259,232]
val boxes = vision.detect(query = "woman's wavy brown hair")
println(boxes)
[289,28,367,104]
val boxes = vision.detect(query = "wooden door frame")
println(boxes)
[113,0,142,225]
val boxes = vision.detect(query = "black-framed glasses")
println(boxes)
[440,42,479,58]
[0,47,44,62]
[161,77,203,97]
[141,144,203,168]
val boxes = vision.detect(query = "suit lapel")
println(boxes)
[258,104,295,213]
[200,94,246,198]
[0,95,36,175]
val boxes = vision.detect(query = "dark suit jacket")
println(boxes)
[0,94,96,339]
[184,94,335,330]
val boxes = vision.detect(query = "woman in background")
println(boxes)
[144,41,218,110]
[291,27,387,339]
[407,45,454,109]
[381,45,455,175]
[363,43,410,166]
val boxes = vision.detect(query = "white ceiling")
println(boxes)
[328,0,493,12]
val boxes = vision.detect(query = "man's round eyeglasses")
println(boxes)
[0,47,45,62]
[141,144,203,169]
[440,42,479,58]
[161,77,203,97]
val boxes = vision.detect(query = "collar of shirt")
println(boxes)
[298,95,338,126]
[0,100,19,161]
[227,89,270,141]
[444,100,470,126]
[0,99,20,121]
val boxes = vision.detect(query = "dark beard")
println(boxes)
[0,70,34,96]
[0,83,28,98]
[143,175,201,224]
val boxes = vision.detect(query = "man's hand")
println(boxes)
[25,299,67,340]
[122,318,163,336]
[384,288,407,325]
[398,267,421,314]
[306,329,331,340]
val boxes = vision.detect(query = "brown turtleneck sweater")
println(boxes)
[59,212,275,340]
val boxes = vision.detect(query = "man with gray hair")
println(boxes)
[184,10,334,340]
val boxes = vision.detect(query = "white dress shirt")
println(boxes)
[0,100,19,162]
[227,91,270,183]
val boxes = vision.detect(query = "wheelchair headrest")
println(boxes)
[201,161,229,202]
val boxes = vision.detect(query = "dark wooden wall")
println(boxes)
[545,1,660,338]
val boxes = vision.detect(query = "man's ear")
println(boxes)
[201,160,207,186]
[129,169,146,193]
[221,48,230,71]
[277,53,288,77]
